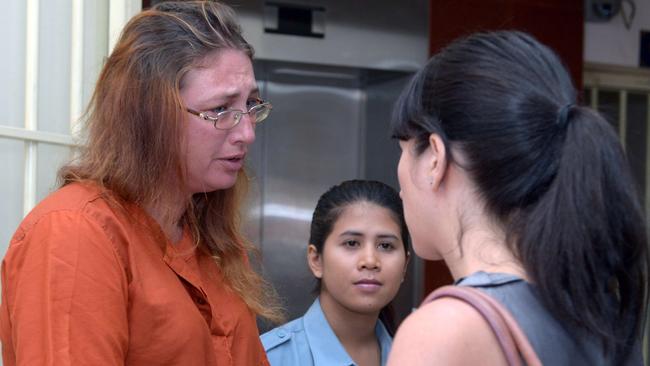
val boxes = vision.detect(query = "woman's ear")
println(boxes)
[428,133,448,190]
[307,244,323,279]
[402,251,411,281]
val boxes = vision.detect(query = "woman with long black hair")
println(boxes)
[388,31,648,365]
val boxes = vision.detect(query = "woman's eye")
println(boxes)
[378,242,395,251]
[343,240,359,248]
[246,99,260,109]
[210,105,228,114]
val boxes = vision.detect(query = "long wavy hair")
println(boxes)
[59,1,283,323]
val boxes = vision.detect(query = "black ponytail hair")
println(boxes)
[308,179,410,335]
[391,30,648,362]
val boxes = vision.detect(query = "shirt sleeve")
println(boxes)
[1,210,129,365]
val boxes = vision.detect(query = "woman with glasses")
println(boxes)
[0,2,280,365]
[387,31,647,365]
[262,180,410,366]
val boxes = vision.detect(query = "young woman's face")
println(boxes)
[310,202,408,315]
[397,139,441,260]
[180,49,258,194]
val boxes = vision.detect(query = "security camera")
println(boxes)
[589,0,621,20]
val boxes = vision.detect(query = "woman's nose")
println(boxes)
[231,113,256,145]
[358,246,380,270]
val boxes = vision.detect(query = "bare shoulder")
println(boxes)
[387,297,508,366]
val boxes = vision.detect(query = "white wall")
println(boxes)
[585,0,650,67]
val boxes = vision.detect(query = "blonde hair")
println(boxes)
[60,1,284,323]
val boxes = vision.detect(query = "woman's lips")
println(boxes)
[218,155,244,170]
[354,279,382,293]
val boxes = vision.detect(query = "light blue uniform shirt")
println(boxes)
[261,298,393,366]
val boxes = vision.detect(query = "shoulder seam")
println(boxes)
[11,206,128,271]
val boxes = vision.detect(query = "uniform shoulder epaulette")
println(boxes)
[261,326,293,351]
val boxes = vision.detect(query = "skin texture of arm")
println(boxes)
[1,210,129,365]
[387,297,508,366]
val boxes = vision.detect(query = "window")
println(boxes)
[0,0,137,255]
[583,63,650,216]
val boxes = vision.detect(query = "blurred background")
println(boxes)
[1,0,649,356]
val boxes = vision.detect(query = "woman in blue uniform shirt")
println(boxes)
[261,180,410,366]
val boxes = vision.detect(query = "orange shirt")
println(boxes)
[0,182,270,366]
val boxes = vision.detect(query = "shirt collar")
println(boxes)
[303,298,393,366]
[375,320,392,365]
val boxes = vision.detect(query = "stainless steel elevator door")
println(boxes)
[250,63,364,326]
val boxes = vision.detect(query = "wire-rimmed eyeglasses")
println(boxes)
[186,99,273,130]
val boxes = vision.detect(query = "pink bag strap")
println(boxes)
[422,285,542,366]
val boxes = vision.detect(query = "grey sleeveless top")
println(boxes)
[457,271,642,366]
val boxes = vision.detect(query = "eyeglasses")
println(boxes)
[186,99,273,130]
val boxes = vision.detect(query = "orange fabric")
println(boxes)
[0,182,270,366]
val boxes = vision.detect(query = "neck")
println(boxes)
[442,218,527,282]
[318,291,379,349]
[144,197,189,243]
[435,165,527,282]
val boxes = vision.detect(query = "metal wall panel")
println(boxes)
[254,63,363,325]
[231,0,428,72]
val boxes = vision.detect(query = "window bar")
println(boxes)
[109,0,142,54]
[0,126,74,146]
[590,87,598,110]
[23,0,39,217]
[646,92,650,365]
[108,0,125,54]
[646,94,650,228]
[70,0,84,137]
[619,90,627,149]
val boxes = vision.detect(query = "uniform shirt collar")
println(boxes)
[303,298,392,366]
[376,320,392,365]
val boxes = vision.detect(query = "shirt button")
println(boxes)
[277,329,286,338]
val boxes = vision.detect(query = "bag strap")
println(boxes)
[422,285,542,366]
